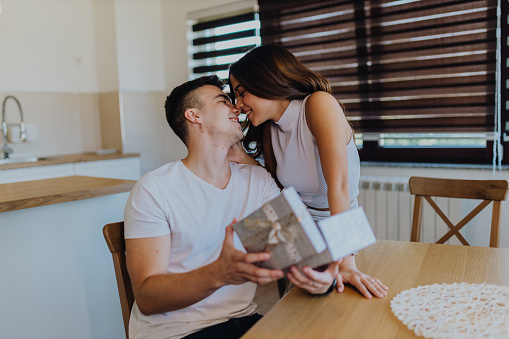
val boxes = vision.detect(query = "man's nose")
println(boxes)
[225,99,240,113]
[231,105,241,115]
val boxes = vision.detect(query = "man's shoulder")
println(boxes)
[232,162,266,176]
[145,160,182,176]
[137,160,182,186]
[231,162,275,184]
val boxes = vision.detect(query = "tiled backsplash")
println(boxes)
[0,90,180,175]
[0,91,113,157]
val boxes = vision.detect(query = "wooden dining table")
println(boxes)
[242,240,509,338]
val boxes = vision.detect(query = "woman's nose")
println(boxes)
[235,98,243,109]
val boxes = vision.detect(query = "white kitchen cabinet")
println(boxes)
[0,156,140,184]
[0,163,74,184]
[0,192,129,339]
[74,157,140,180]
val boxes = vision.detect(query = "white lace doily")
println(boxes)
[390,282,509,338]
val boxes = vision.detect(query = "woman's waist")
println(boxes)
[298,192,329,210]
[301,192,359,211]
[305,203,330,211]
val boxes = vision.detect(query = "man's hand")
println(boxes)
[215,222,284,286]
[127,220,284,315]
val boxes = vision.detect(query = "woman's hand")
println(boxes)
[287,260,341,295]
[227,141,258,165]
[336,256,388,299]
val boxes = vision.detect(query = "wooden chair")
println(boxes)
[103,222,134,339]
[409,177,508,247]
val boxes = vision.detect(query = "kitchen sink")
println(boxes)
[0,156,39,165]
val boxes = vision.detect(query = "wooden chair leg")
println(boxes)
[411,196,423,242]
[490,201,501,248]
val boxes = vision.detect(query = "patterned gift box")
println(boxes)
[233,187,326,270]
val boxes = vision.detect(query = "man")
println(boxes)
[124,76,284,339]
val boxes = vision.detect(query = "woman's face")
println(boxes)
[229,75,284,127]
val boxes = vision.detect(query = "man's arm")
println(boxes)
[126,224,284,316]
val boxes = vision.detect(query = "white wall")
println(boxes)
[0,0,99,93]
[0,0,236,93]
[161,0,236,93]
[93,0,120,92]
[114,0,185,175]
[0,0,104,157]
[114,0,166,92]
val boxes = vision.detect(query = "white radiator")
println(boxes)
[358,176,480,245]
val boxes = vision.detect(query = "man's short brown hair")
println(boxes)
[165,76,225,145]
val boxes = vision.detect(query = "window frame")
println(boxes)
[187,0,260,81]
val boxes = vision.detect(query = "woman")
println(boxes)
[228,45,387,298]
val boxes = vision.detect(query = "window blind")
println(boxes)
[502,0,509,149]
[189,11,260,80]
[258,0,498,134]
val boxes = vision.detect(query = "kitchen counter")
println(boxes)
[0,174,134,338]
[0,152,139,170]
[0,175,136,213]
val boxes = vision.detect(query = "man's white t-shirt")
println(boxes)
[124,160,280,339]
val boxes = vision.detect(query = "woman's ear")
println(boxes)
[184,108,201,124]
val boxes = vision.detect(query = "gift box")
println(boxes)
[233,187,326,270]
[234,187,377,271]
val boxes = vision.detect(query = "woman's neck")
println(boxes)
[271,99,291,122]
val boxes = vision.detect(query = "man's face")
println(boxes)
[195,85,243,146]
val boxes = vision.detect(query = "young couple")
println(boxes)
[124,45,387,339]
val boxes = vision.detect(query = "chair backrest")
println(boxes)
[409,177,508,247]
[103,221,134,339]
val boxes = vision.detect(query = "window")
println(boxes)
[258,0,508,164]
[187,1,260,81]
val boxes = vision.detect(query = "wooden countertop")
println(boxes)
[0,152,139,170]
[0,176,136,213]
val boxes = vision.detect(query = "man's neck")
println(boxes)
[182,142,232,190]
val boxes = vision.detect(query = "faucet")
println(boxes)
[2,96,26,159]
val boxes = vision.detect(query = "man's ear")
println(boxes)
[184,108,201,124]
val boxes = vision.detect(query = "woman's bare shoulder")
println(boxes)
[307,91,337,104]
[305,91,344,117]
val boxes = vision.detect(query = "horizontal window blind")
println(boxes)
[258,0,497,134]
[189,11,260,80]
[503,0,509,146]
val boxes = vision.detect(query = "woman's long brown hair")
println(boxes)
[229,44,332,159]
